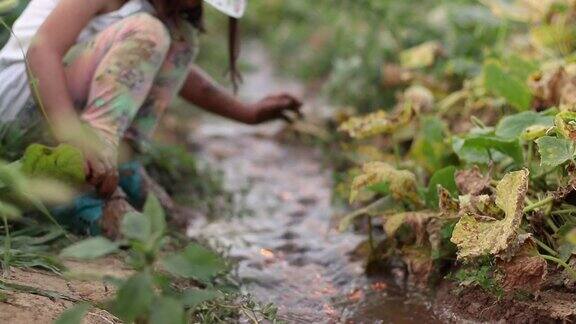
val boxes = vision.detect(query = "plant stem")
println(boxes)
[533,237,558,257]
[367,215,375,253]
[526,141,533,170]
[540,254,576,280]
[546,217,560,233]
[552,208,576,215]
[523,196,554,213]
[0,279,81,302]
[2,215,9,277]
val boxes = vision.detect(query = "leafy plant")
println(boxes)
[57,195,278,323]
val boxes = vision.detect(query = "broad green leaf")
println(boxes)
[21,144,85,185]
[451,170,529,260]
[181,288,221,308]
[60,237,119,260]
[426,166,458,209]
[150,297,185,324]
[113,272,155,322]
[120,212,151,242]
[54,303,90,324]
[536,136,575,167]
[453,134,524,165]
[143,194,165,240]
[161,243,226,283]
[410,116,451,173]
[349,162,421,205]
[505,55,540,81]
[484,61,532,111]
[495,111,553,140]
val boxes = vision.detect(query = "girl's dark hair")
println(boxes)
[148,0,242,92]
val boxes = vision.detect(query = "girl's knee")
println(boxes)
[118,13,171,55]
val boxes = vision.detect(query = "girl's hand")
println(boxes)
[58,125,118,197]
[252,93,303,124]
[85,147,118,198]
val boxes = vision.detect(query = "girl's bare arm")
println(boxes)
[27,0,110,140]
[180,65,302,124]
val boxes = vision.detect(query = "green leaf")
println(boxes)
[120,212,151,242]
[426,166,457,209]
[21,144,85,185]
[367,182,390,195]
[60,237,119,260]
[453,134,524,165]
[112,272,155,322]
[181,288,222,308]
[536,136,575,167]
[484,61,532,111]
[495,111,554,140]
[54,303,90,324]
[150,297,185,324]
[505,54,539,81]
[410,116,451,173]
[161,243,226,283]
[143,194,165,240]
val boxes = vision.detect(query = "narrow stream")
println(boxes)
[188,43,443,323]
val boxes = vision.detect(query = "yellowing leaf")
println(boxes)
[451,169,529,260]
[338,110,393,139]
[350,162,420,205]
[481,0,554,22]
[531,23,576,56]
[383,211,437,245]
[400,41,442,69]
[555,111,576,140]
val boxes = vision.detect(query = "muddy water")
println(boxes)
[188,43,443,323]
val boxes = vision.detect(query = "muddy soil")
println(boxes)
[435,281,576,323]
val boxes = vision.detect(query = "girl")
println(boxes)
[0,0,302,234]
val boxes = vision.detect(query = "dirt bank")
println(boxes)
[435,280,576,323]
[0,257,128,324]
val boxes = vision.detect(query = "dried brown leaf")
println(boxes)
[401,246,435,287]
[497,237,547,293]
[455,166,491,195]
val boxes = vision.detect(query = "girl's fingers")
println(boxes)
[98,169,119,198]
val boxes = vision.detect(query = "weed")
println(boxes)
[56,194,277,323]
[451,264,504,299]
